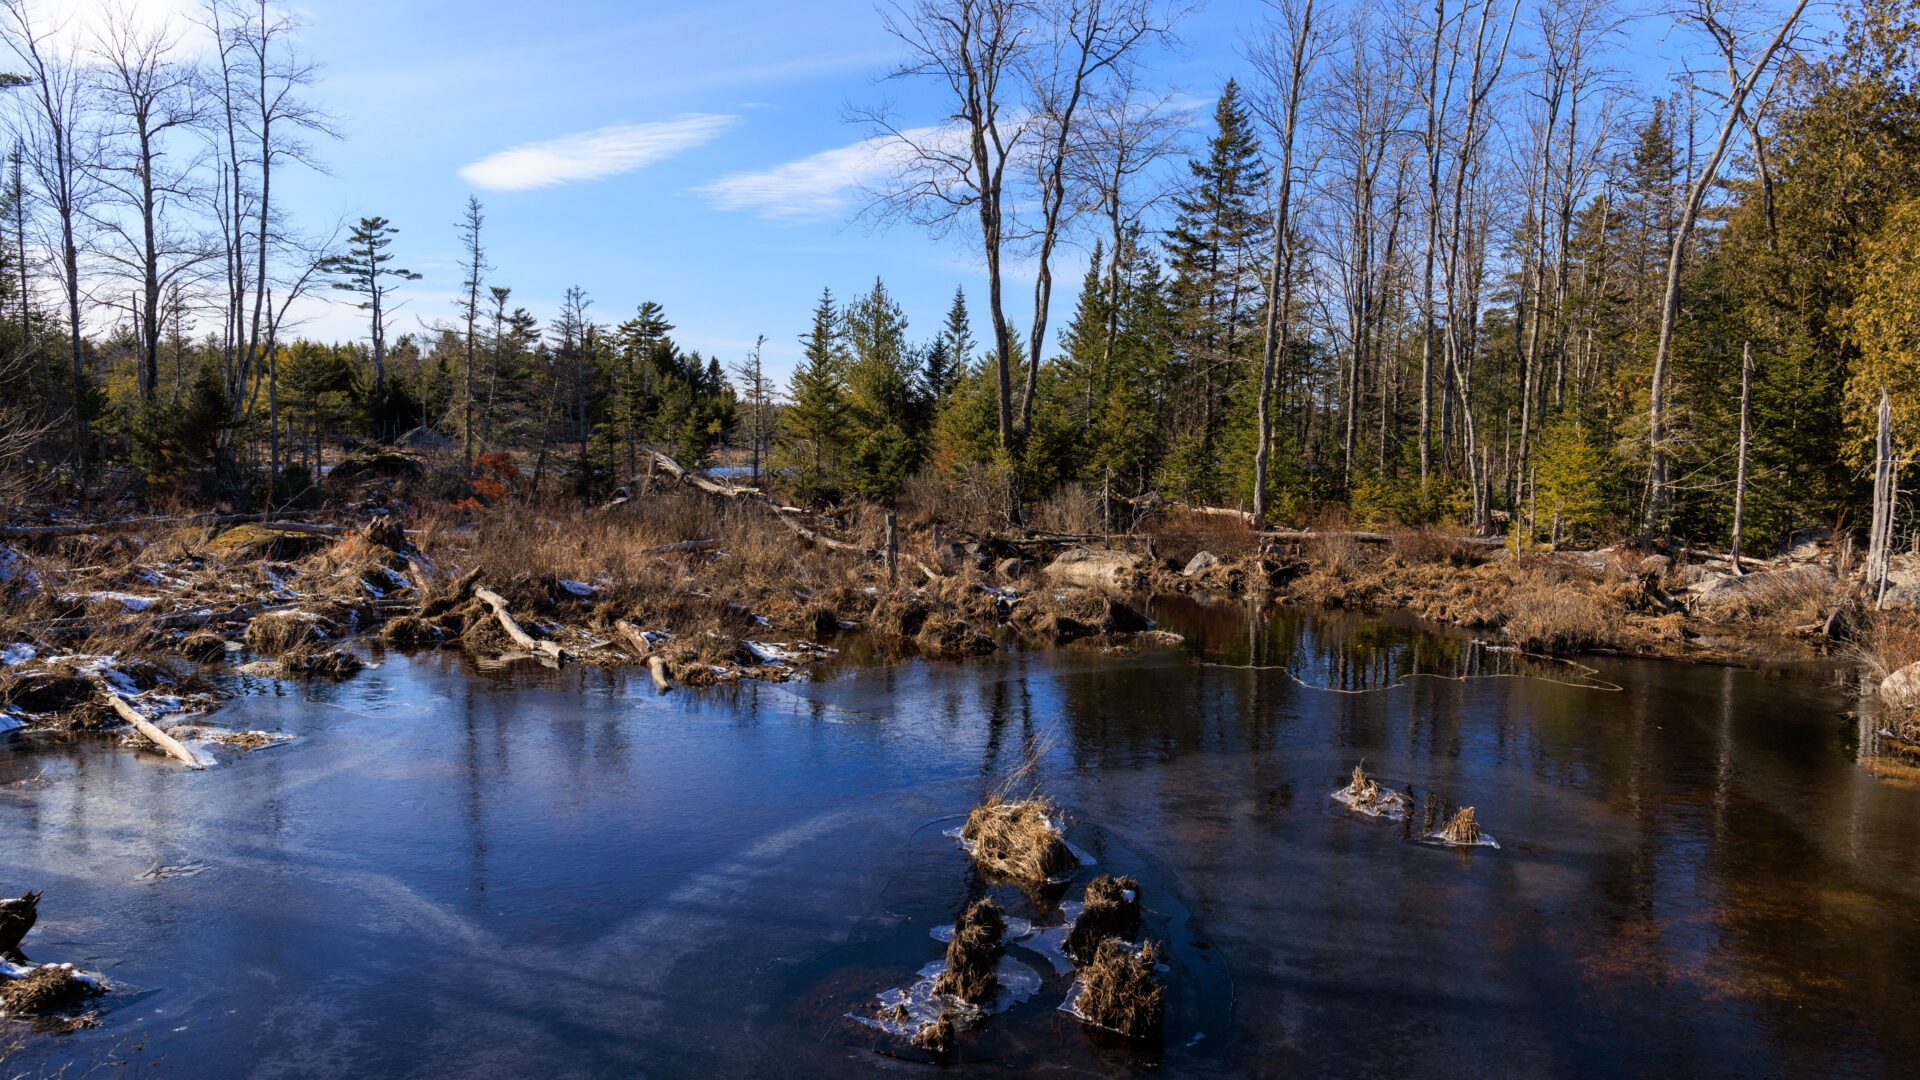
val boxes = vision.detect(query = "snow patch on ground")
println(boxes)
[2,643,35,666]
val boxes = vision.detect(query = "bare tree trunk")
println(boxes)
[1252,0,1316,526]
[1643,0,1807,544]
[1731,341,1751,574]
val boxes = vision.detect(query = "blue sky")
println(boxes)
[271,0,1258,382]
[55,0,1820,383]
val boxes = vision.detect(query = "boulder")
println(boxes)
[1882,661,1920,707]
[1779,525,1833,560]
[1882,584,1920,610]
[1635,555,1672,577]
[1692,564,1833,611]
[1183,551,1222,577]
[994,557,1031,580]
[1045,547,1145,589]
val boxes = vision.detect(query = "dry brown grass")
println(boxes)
[277,647,363,678]
[933,899,1004,1005]
[1439,807,1481,845]
[1503,583,1615,653]
[244,609,336,656]
[960,799,1078,885]
[1075,940,1164,1038]
[0,965,101,1014]
[1857,610,1920,680]
[1142,510,1260,567]
[176,631,229,663]
[1065,875,1141,962]
[910,1008,955,1053]
[1694,565,1839,625]
[1392,530,1489,568]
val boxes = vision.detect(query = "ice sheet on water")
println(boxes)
[1330,785,1412,821]
[1019,924,1075,975]
[930,916,1031,944]
[848,954,1044,1038]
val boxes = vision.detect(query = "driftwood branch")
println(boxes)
[92,682,206,768]
[473,587,566,662]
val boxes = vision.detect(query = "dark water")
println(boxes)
[3,598,1917,1079]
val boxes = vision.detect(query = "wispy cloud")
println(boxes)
[695,125,955,223]
[460,115,740,192]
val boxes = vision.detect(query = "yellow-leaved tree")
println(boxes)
[1842,193,1920,464]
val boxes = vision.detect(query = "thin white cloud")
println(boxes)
[696,124,957,223]
[460,114,739,192]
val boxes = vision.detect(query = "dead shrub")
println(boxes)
[0,966,102,1014]
[1074,940,1164,1039]
[960,799,1077,884]
[933,899,1005,1005]
[1065,875,1141,962]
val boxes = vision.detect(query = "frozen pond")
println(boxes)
[3,598,1917,1078]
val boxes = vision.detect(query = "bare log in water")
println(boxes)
[474,587,566,662]
[92,682,205,768]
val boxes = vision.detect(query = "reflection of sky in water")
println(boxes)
[0,600,1913,1080]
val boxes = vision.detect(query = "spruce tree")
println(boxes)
[1163,80,1271,501]
[782,287,852,494]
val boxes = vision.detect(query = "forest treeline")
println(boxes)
[2,0,1919,555]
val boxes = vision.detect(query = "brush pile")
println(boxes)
[1065,875,1141,962]
[959,800,1078,884]
[1071,939,1164,1038]
[933,899,1005,1005]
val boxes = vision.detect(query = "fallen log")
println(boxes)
[473,587,566,662]
[639,538,722,556]
[1259,529,1505,547]
[92,682,207,768]
[614,619,653,658]
[0,509,332,541]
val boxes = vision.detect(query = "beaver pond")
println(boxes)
[4,597,1919,1078]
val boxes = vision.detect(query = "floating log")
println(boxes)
[473,587,566,662]
[92,682,206,768]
